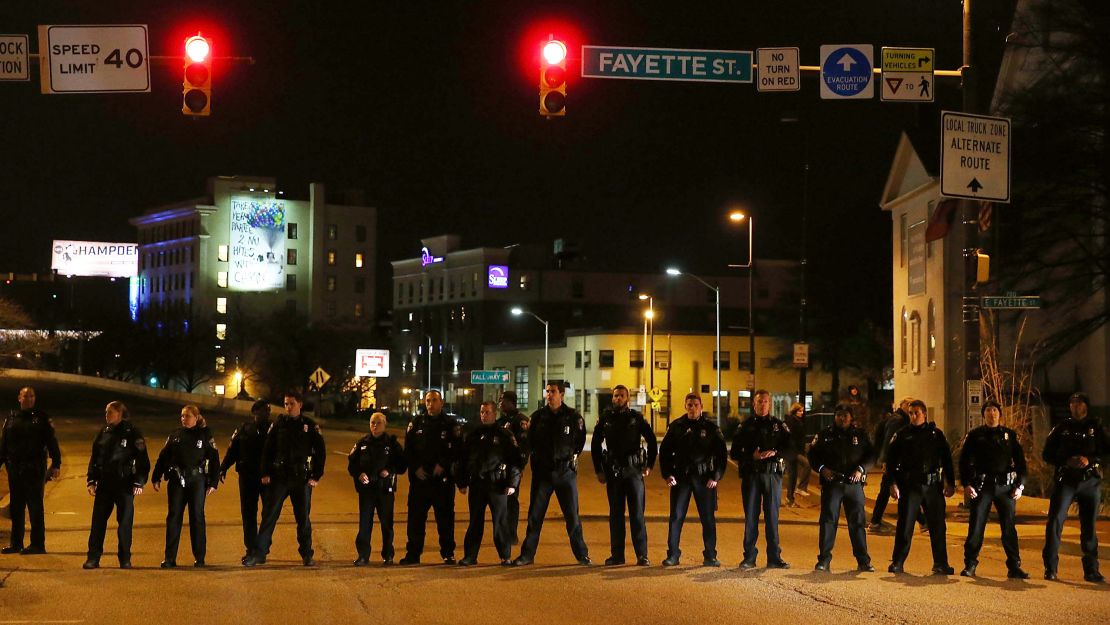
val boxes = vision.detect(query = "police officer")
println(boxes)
[399,389,461,565]
[348,411,407,566]
[592,384,657,566]
[886,399,955,575]
[808,404,875,572]
[496,390,529,544]
[660,393,726,567]
[958,400,1028,579]
[0,386,61,555]
[869,397,912,531]
[1042,392,1109,582]
[456,401,522,566]
[513,381,591,566]
[730,389,792,569]
[83,401,150,570]
[220,399,272,563]
[783,402,810,507]
[244,391,326,567]
[151,405,220,568]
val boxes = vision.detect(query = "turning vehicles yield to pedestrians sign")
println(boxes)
[941,111,1011,203]
[881,47,934,102]
[819,44,874,99]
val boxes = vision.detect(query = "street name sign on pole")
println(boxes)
[755,47,799,92]
[941,111,1011,203]
[582,45,752,83]
[38,25,150,94]
[819,44,874,99]
[0,35,29,81]
[880,47,934,102]
[981,295,1041,309]
[471,370,510,384]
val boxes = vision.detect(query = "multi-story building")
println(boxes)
[129,175,377,395]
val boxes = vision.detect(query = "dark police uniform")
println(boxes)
[730,413,793,566]
[347,432,407,563]
[886,422,954,571]
[1041,416,1109,579]
[808,423,874,569]
[250,414,326,564]
[591,404,657,563]
[870,409,910,526]
[0,407,61,552]
[152,424,220,565]
[456,423,522,563]
[401,411,461,563]
[496,407,529,543]
[783,412,810,504]
[516,403,590,564]
[219,415,271,558]
[659,415,727,564]
[85,420,150,567]
[959,423,1027,575]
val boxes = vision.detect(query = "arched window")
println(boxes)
[900,307,908,371]
[909,311,922,374]
[927,299,937,369]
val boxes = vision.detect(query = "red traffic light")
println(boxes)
[185,35,210,63]
[542,40,567,65]
[539,38,567,117]
[183,34,212,116]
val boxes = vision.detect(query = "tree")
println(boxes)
[0,298,58,369]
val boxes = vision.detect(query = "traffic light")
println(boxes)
[539,38,567,117]
[182,34,212,116]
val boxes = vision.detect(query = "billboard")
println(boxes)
[355,349,389,377]
[229,198,286,291]
[51,240,138,277]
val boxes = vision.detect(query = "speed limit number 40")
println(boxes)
[38,25,150,94]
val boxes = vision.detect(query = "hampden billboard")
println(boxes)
[51,240,138,278]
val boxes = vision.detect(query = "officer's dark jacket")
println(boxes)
[591,406,657,475]
[958,424,1027,486]
[729,414,794,474]
[347,433,407,491]
[874,410,909,463]
[87,420,150,488]
[260,414,326,483]
[455,423,522,491]
[403,412,461,478]
[1042,417,1109,479]
[0,408,62,475]
[807,424,875,477]
[659,415,727,482]
[219,417,271,477]
[152,425,221,489]
[528,403,586,472]
[885,422,955,487]
[496,409,530,460]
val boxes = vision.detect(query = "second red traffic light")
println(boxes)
[539,38,567,117]
[183,34,212,117]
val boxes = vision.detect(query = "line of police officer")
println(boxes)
[2,385,1106,582]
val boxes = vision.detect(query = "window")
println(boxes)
[217,245,228,262]
[584,391,592,414]
[217,271,228,288]
[900,307,908,371]
[629,349,644,368]
[583,350,592,368]
[909,311,922,374]
[354,252,364,268]
[354,303,364,318]
[286,248,297,265]
[355,225,367,242]
[327,250,336,266]
[327,224,338,240]
[286,274,296,291]
[216,297,227,315]
[599,350,614,368]
[287,223,298,239]
[575,351,582,369]
[927,299,937,369]
[738,351,753,371]
[519,274,530,291]
[354,277,365,293]
[514,366,529,409]
[214,385,226,396]
[713,351,731,370]
[654,350,671,370]
[214,355,225,374]
[327,276,337,292]
[215,323,227,341]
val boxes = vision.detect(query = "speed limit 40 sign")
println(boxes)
[38,25,150,94]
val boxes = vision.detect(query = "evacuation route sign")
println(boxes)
[941,111,1011,203]
[819,44,874,99]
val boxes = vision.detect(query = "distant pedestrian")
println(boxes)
[660,393,726,567]
[399,390,461,565]
[83,401,150,570]
[151,405,220,568]
[496,390,529,544]
[348,412,407,566]
[808,404,875,572]
[0,386,61,555]
[868,397,912,531]
[456,401,522,566]
[731,389,793,569]
[783,402,810,507]
[220,400,273,563]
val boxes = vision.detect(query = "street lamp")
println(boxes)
[511,307,550,392]
[666,268,722,424]
[638,293,655,398]
[728,211,756,395]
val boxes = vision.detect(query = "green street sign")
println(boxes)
[582,45,752,83]
[471,370,510,384]
[981,295,1041,309]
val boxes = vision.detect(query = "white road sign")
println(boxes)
[756,47,799,92]
[941,111,1011,203]
[0,35,30,81]
[793,343,809,368]
[355,349,390,378]
[38,25,150,94]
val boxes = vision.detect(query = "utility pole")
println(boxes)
[960,0,983,435]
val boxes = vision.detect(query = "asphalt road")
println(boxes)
[0,377,1107,624]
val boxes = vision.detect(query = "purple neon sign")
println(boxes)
[487,265,509,289]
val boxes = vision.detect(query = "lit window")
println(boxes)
[214,385,226,395]
[287,249,297,265]
[215,356,225,373]
[927,299,937,369]
[216,297,227,314]
[215,323,227,340]
[327,250,336,266]
[217,271,228,288]
[354,303,364,317]
[355,252,364,268]
[217,245,228,262]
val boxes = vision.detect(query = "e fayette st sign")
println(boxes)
[582,45,752,83]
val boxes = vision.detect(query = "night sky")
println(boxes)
[1,1,1015,328]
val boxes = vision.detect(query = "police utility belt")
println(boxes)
[970,471,1018,489]
[552,454,579,472]
[477,463,510,484]
[1056,463,1103,483]
[170,465,207,485]
[605,449,646,478]
[683,459,715,479]
[274,458,313,480]
[750,457,785,474]
[822,468,867,485]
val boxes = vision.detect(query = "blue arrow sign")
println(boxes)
[820,44,874,99]
[582,45,752,83]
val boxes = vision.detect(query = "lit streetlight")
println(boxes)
[511,307,550,393]
[666,268,722,424]
[728,210,757,394]
[637,294,656,423]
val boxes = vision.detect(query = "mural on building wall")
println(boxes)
[229,198,286,291]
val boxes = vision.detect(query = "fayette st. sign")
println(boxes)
[51,240,138,278]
